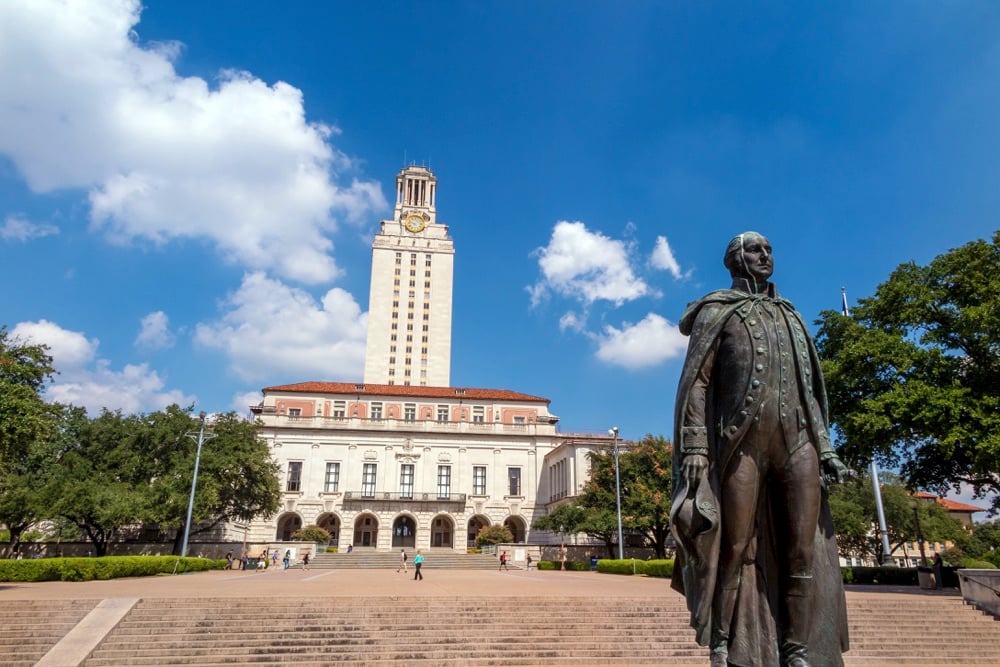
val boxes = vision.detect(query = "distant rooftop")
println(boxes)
[262,381,550,404]
[914,491,986,513]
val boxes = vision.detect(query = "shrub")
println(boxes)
[957,558,997,569]
[475,524,513,547]
[537,560,558,570]
[841,566,918,586]
[595,558,674,577]
[290,525,331,543]
[0,556,225,582]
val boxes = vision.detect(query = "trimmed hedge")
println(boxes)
[0,556,225,582]
[840,566,918,586]
[536,558,675,577]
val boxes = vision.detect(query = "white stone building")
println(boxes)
[241,165,609,551]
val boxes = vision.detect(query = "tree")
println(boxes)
[43,405,281,556]
[291,525,331,543]
[816,232,1000,508]
[475,524,513,547]
[576,434,674,558]
[0,327,57,467]
[0,402,65,555]
[41,407,147,556]
[829,473,964,564]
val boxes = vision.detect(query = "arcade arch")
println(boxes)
[316,513,341,546]
[392,514,417,548]
[430,513,455,548]
[467,515,490,547]
[352,513,379,548]
[276,513,302,541]
[504,516,526,543]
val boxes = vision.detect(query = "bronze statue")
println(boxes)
[670,232,850,667]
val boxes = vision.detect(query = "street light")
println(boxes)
[609,426,624,560]
[181,412,216,558]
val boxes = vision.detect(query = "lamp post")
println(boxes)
[609,426,624,560]
[181,412,216,558]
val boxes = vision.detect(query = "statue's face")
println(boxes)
[740,234,773,281]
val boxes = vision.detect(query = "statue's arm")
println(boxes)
[679,333,716,485]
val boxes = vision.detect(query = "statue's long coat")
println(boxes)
[669,289,849,667]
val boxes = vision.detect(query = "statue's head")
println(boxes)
[723,231,773,285]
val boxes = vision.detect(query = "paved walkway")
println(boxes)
[0,566,964,602]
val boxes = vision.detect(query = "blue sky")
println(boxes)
[1,2,998,506]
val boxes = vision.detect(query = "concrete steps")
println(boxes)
[80,594,1000,666]
[0,599,98,667]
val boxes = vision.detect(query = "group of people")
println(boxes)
[223,548,311,572]
[397,548,424,579]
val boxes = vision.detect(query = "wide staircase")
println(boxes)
[302,550,504,570]
[1,599,98,666]
[75,593,998,666]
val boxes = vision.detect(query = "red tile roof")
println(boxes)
[914,491,985,513]
[261,381,550,404]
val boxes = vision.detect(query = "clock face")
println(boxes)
[404,214,426,234]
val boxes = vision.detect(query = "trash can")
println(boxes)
[590,556,598,571]
[917,566,935,589]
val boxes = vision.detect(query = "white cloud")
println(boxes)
[650,235,684,279]
[195,271,367,383]
[530,221,654,307]
[0,0,387,284]
[558,311,585,332]
[135,311,176,350]
[11,319,194,413]
[231,390,264,415]
[0,214,59,242]
[594,313,688,369]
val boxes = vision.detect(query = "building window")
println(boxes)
[508,467,521,496]
[513,416,526,425]
[324,462,340,493]
[287,408,301,418]
[437,405,449,422]
[400,464,414,498]
[404,404,416,422]
[472,406,485,423]
[473,466,486,495]
[438,465,452,499]
[370,402,383,420]
[333,401,346,418]
[286,462,302,492]
[362,463,377,497]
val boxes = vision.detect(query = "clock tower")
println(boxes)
[363,166,455,386]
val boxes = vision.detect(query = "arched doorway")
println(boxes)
[276,513,302,541]
[504,516,526,543]
[467,515,490,548]
[431,514,454,547]
[317,513,341,546]
[392,515,417,548]
[352,513,379,548]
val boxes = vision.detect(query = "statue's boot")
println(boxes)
[780,575,813,667]
[710,586,738,667]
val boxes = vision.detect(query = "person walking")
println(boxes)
[283,550,291,570]
[499,551,509,571]
[413,549,424,580]
[302,552,310,571]
[397,549,408,573]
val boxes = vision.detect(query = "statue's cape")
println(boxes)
[669,289,849,667]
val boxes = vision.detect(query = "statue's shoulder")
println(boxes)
[680,290,747,335]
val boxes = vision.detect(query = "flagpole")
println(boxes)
[842,287,894,566]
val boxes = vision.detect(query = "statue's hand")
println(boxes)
[681,454,709,487]
[821,455,850,485]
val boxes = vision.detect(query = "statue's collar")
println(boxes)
[730,277,778,298]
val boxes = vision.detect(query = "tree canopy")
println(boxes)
[828,473,963,564]
[0,327,58,467]
[39,405,280,556]
[816,232,1000,508]
[533,434,674,558]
